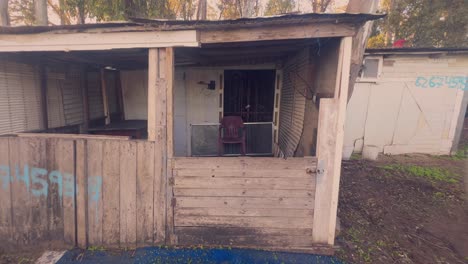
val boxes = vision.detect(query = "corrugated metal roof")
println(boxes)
[366,47,468,55]
[0,13,384,35]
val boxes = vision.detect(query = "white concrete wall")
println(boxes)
[344,53,468,156]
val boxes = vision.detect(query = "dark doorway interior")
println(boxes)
[224,70,276,122]
[222,70,276,155]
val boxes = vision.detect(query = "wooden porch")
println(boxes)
[0,12,375,254]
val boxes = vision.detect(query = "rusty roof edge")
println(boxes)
[0,13,385,35]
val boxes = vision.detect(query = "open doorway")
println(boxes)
[222,70,276,155]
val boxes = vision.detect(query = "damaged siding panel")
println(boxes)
[0,60,43,134]
[62,66,84,125]
[277,48,309,157]
[88,71,105,120]
[46,75,66,128]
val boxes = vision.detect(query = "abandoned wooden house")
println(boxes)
[0,13,382,254]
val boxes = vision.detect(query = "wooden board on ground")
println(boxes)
[102,140,120,246]
[56,139,76,245]
[76,139,88,248]
[86,140,103,245]
[0,137,12,242]
[136,141,155,245]
[119,141,137,247]
[10,137,31,244]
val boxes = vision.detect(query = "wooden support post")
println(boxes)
[165,48,175,244]
[148,47,175,245]
[76,139,88,248]
[313,37,352,245]
[39,63,48,130]
[116,71,125,121]
[81,65,90,133]
[100,69,111,125]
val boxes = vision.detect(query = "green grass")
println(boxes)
[87,246,105,252]
[452,145,468,160]
[380,164,460,183]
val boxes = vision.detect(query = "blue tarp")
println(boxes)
[57,247,343,264]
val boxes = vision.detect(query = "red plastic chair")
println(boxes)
[218,116,246,156]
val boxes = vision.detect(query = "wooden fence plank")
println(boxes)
[86,140,103,246]
[173,168,315,178]
[176,227,314,248]
[176,197,314,209]
[172,157,316,170]
[174,177,314,190]
[175,216,313,229]
[27,138,48,242]
[136,141,154,245]
[76,140,88,248]
[46,138,63,240]
[10,137,32,244]
[102,140,120,246]
[56,139,76,245]
[119,141,137,247]
[174,188,315,198]
[175,207,313,218]
[0,137,12,242]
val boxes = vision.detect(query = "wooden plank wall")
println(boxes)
[0,136,321,252]
[172,157,317,250]
[0,136,164,248]
[0,136,75,245]
[78,139,164,248]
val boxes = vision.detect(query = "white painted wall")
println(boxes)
[120,67,220,156]
[184,68,222,156]
[174,69,188,156]
[121,70,148,120]
[344,53,468,156]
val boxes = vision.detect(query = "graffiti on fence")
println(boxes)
[415,76,467,90]
[0,164,102,202]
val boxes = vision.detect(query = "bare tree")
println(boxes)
[34,0,48,25]
[239,0,258,17]
[0,0,9,26]
[197,0,207,20]
[311,0,333,13]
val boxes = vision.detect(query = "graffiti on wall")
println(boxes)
[0,164,102,202]
[415,76,467,90]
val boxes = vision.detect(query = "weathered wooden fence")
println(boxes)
[0,136,165,248]
[172,157,317,251]
[0,135,318,252]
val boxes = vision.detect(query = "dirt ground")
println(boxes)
[336,120,468,264]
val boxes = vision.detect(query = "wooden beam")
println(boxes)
[147,50,160,142]
[116,71,125,121]
[100,69,110,125]
[80,65,90,133]
[165,47,176,245]
[200,23,356,44]
[313,37,352,245]
[0,30,199,52]
[148,48,172,245]
[39,62,48,130]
